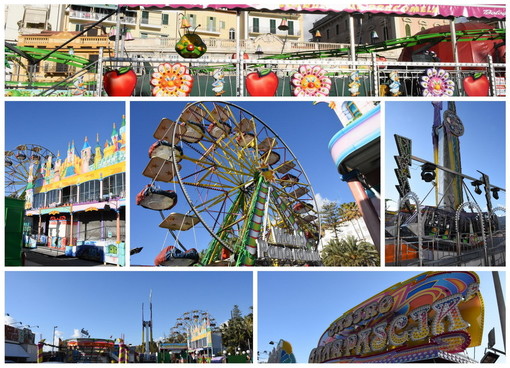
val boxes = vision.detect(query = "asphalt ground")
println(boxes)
[21,247,117,267]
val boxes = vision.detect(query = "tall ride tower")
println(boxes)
[432,101,464,211]
[141,290,155,358]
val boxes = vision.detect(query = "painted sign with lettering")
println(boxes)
[309,271,483,363]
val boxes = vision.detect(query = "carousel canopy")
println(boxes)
[121,4,506,20]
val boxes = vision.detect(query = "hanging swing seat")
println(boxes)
[159,212,200,231]
[211,104,231,122]
[280,173,299,186]
[236,132,256,147]
[293,201,314,214]
[289,186,309,198]
[235,118,255,133]
[136,185,178,211]
[180,104,208,124]
[154,246,199,266]
[258,137,277,151]
[275,161,296,174]
[154,118,187,143]
[180,121,206,143]
[207,121,232,140]
[302,214,318,222]
[260,150,281,166]
[143,157,182,182]
[148,140,183,162]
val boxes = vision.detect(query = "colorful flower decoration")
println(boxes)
[151,63,193,97]
[291,65,331,97]
[420,68,455,97]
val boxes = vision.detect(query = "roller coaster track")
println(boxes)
[5,44,91,68]
[261,28,505,60]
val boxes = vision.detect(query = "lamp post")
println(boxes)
[52,325,58,355]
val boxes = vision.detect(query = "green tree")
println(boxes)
[220,305,253,355]
[320,202,342,239]
[321,235,379,266]
[340,202,364,238]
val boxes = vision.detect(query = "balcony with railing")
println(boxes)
[125,36,335,55]
[18,34,110,49]
[69,10,136,26]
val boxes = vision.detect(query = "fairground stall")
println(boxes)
[21,117,126,265]
[309,271,484,363]
[4,4,505,97]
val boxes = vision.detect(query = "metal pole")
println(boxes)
[236,11,242,97]
[449,19,462,93]
[96,47,104,96]
[487,55,497,96]
[348,15,356,69]
[52,326,58,355]
[492,271,506,350]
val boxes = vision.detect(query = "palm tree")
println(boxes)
[340,202,364,239]
[321,235,379,266]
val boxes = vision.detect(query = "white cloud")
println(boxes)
[5,315,17,326]
[314,192,331,210]
[71,329,81,338]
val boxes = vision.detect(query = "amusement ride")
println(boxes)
[136,101,322,266]
[4,144,54,198]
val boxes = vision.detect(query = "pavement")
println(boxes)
[23,246,117,267]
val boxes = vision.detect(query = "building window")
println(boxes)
[270,19,276,34]
[141,33,148,38]
[189,14,197,27]
[79,180,101,202]
[55,63,69,73]
[46,189,60,207]
[162,13,169,25]
[288,20,294,35]
[103,173,125,199]
[220,20,225,30]
[341,102,362,122]
[207,16,216,32]
[405,24,411,37]
[421,26,426,31]
[33,193,45,209]
[141,10,149,25]
[326,29,330,40]
[229,28,235,40]
[62,185,78,204]
[252,17,259,33]
[336,24,339,35]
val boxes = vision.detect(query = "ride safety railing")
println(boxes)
[5,54,505,97]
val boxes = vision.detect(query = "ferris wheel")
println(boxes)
[4,144,54,198]
[169,310,218,340]
[137,101,322,266]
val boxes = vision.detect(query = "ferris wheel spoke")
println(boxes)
[192,183,249,211]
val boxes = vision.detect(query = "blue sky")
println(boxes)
[258,270,506,363]
[5,271,252,348]
[130,101,355,266]
[385,101,506,210]
[5,101,125,158]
